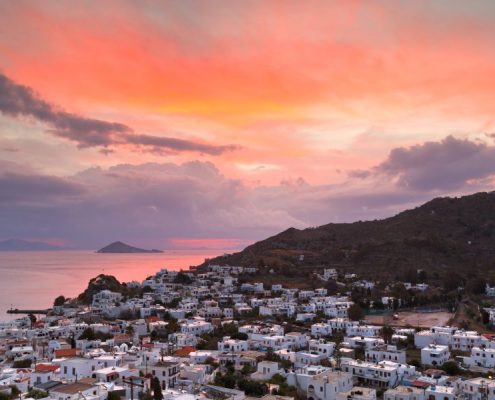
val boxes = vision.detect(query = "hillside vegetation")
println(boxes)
[201,192,495,280]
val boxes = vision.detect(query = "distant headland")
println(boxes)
[96,241,163,253]
[0,238,65,251]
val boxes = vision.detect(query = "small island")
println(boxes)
[96,241,163,253]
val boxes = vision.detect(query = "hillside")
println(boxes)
[0,239,65,251]
[97,241,163,253]
[200,192,495,280]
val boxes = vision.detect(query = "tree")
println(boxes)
[214,372,236,389]
[347,304,364,321]
[443,272,463,292]
[417,270,428,282]
[441,361,460,376]
[174,272,192,285]
[403,268,417,284]
[79,327,96,341]
[466,277,486,294]
[354,346,365,360]
[380,326,394,344]
[481,309,490,325]
[231,331,248,340]
[269,374,286,385]
[79,327,113,341]
[237,379,267,396]
[165,318,180,335]
[140,390,153,400]
[26,389,49,400]
[28,313,37,327]
[125,325,135,336]
[241,363,255,375]
[53,295,66,307]
[152,377,163,400]
[13,359,32,368]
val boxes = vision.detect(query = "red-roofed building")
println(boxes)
[54,348,80,358]
[174,346,196,357]
[114,334,132,345]
[31,364,59,386]
[35,364,59,373]
[411,380,430,389]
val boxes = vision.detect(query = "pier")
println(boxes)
[7,308,50,315]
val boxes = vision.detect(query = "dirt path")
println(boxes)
[366,311,453,328]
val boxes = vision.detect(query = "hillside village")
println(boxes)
[2,265,495,400]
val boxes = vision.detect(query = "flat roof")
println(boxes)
[52,382,94,395]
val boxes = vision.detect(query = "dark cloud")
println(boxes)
[0,73,238,155]
[1,146,494,248]
[125,134,240,155]
[352,136,495,191]
[0,161,306,248]
[347,169,371,179]
[0,172,84,203]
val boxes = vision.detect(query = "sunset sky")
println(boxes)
[1,0,495,249]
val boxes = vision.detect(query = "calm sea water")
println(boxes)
[0,250,223,320]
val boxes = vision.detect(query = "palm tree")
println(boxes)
[126,325,135,336]
[380,326,394,344]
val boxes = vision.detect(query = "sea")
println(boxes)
[0,249,225,320]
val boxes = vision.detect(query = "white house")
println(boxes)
[250,361,280,381]
[421,345,450,366]
[365,345,406,364]
[414,326,457,348]
[486,285,495,297]
[30,364,59,386]
[91,290,122,312]
[347,325,382,338]
[463,346,495,368]
[49,381,102,400]
[451,330,482,352]
[337,387,376,400]
[341,359,416,389]
[311,323,333,338]
[345,336,384,350]
[295,351,324,366]
[180,320,213,336]
[384,386,425,400]
[424,386,455,400]
[308,339,335,358]
[287,368,353,400]
[189,350,215,364]
[459,377,495,400]
[218,337,249,353]
[59,358,94,380]
[322,269,338,281]
[149,359,180,389]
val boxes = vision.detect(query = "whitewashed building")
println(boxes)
[421,345,450,366]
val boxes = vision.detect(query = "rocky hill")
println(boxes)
[97,241,163,253]
[77,274,124,304]
[200,191,495,280]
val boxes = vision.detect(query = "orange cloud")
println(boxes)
[1,1,495,185]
